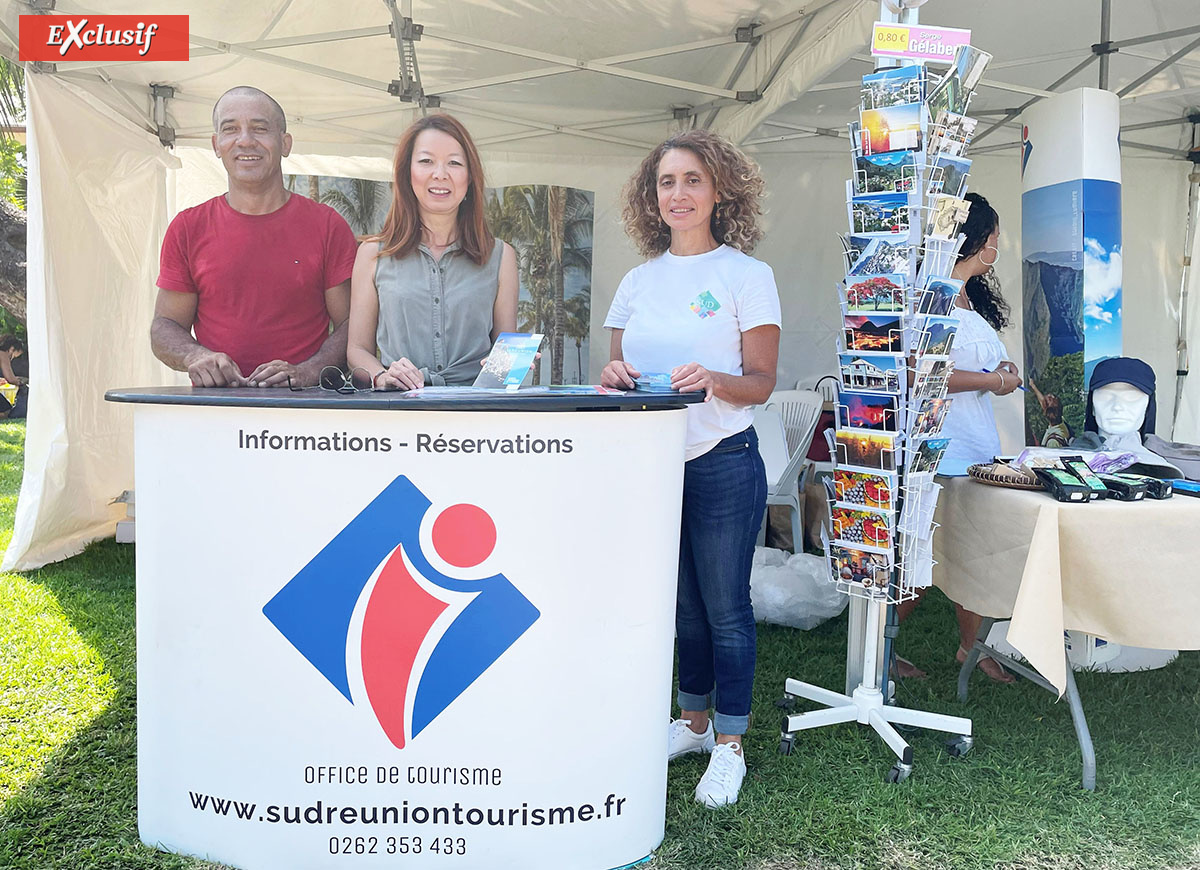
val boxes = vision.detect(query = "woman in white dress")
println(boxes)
[898,192,1022,683]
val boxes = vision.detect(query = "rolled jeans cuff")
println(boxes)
[677,690,710,713]
[713,712,749,737]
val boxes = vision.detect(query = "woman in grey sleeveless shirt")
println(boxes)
[348,114,518,389]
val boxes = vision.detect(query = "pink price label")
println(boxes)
[871,22,970,62]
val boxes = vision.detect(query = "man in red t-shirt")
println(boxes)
[152,86,358,387]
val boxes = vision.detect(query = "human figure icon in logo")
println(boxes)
[264,476,540,750]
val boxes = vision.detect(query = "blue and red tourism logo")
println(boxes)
[263,476,540,749]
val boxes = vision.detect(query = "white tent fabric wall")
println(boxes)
[3,74,182,570]
[1174,209,1200,444]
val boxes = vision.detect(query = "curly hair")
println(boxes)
[621,129,766,258]
[957,192,1011,332]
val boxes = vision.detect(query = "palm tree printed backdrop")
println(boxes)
[286,176,594,384]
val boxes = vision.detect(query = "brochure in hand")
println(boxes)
[634,372,679,393]
[474,332,543,389]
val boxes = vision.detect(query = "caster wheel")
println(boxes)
[946,735,974,758]
[778,736,795,756]
[885,762,913,784]
[775,693,797,711]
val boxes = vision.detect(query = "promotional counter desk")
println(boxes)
[105,386,700,870]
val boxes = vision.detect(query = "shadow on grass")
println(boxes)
[1,541,228,870]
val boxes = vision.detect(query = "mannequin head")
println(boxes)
[1083,357,1157,442]
[1092,383,1150,438]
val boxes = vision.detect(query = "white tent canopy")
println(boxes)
[2,0,1199,569]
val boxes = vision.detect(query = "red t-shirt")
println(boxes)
[157,193,358,375]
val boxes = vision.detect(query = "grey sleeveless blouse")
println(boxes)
[374,238,503,386]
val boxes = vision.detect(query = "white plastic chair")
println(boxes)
[753,389,823,551]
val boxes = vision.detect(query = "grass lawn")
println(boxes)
[1,418,1198,869]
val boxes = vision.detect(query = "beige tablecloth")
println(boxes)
[932,477,1200,695]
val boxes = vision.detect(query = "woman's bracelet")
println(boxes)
[371,368,387,390]
[994,370,1005,391]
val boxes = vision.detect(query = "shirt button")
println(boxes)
[434,297,440,303]
[435,331,441,338]
[436,364,443,371]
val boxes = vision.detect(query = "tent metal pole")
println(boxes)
[1111,23,1200,51]
[972,54,1097,145]
[1173,167,1200,432]
[699,25,762,129]
[1117,34,1200,97]
[1098,0,1112,89]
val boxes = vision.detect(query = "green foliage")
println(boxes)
[0,307,25,343]
[0,138,25,211]
[1027,351,1086,444]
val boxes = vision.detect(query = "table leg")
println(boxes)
[1063,654,1097,791]
[957,616,995,702]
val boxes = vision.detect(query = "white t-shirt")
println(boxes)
[604,245,782,460]
[939,305,1008,475]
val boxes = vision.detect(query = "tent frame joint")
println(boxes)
[151,83,176,147]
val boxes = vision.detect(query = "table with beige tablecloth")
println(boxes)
[932,477,1200,695]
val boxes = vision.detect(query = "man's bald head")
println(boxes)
[212,86,287,133]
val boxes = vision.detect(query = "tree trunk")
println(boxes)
[548,186,565,384]
[0,200,26,325]
[308,175,320,201]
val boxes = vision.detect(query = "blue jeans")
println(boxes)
[675,427,767,737]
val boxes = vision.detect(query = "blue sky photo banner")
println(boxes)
[1021,88,1122,447]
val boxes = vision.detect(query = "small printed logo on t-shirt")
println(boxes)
[690,290,721,319]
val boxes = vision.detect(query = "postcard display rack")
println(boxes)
[777,45,993,782]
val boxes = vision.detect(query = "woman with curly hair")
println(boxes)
[601,130,781,808]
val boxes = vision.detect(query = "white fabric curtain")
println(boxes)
[1172,195,1200,443]
[2,74,181,571]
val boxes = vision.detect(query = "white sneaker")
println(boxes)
[694,742,746,808]
[667,717,715,760]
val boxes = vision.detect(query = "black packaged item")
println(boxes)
[1060,455,1107,501]
[1110,472,1172,500]
[1095,473,1146,501]
[1032,467,1091,503]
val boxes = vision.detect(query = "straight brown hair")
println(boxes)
[371,113,493,266]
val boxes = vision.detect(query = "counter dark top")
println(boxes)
[105,386,704,412]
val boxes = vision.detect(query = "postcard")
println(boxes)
[844,314,905,354]
[915,277,962,316]
[914,315,957,358]
[912,357,953,402]
[848,236,915,277]
[829,542,892,591]
[927,111,978,159]
[928,154,971,198]
[851,193,911,236]
[859,102,923,154]
[835,429,899,472]
[839,352,904,394]
[845,273,906,314]
[474,332,543,388]
[838,389,900,433]
[853,152,918,196]
[910,397,953,438]
[927,194,971,240]
[927,45,992,118]
[860,65,924,110]
[834,468,897,512]
[908,436,951,476]
[833,505,894,551]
